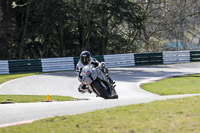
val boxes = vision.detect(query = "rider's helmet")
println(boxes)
[80,51,91,65]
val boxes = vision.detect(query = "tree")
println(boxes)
[0,0,146,59]
[0,0,13,59]
[135,0,200,52]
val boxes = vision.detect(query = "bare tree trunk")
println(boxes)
[84,17,93,51]
[78,15,91,51]
[84,28,92,51]
[58,14,64,57]
[125,30,139,52]
[101,15,108,55]
[0,0,12,59]
[19,2,31,59]
[175,29,179,51]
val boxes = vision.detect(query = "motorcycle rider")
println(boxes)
[76,51,115,93]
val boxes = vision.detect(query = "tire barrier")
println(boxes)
[134,52,163,66]
[8,59,42,73]
[1,50,200,74]
[190,51,200,62]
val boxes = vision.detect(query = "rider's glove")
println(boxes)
[99,62,105,68]
[98,62,108,73]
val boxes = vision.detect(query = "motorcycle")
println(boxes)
[80,64,118,99]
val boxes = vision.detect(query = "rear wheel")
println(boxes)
[91,80,111,99]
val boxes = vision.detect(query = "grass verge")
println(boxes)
[142,74,200,95]
[0,96,200,132]
[0,95,76,103]
[0,73,40,84]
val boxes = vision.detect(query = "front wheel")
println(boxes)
[91,80,111,99]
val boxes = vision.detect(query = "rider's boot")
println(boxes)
[105,73,115,84]
[102,66,115,84]
[78,84,91,94]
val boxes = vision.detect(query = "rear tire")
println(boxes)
[91,80,111,99]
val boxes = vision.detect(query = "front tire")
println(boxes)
[91,80,111,99]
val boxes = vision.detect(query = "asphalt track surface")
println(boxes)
[1,63,200,127]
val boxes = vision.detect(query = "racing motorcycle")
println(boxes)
[80,64,118,99]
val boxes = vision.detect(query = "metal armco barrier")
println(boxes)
[163,51,190,64]
[1,50,200,74]
[104,53,135,68]
[0,60,9,74]
[134,52,163,66]
[41,57,74,72]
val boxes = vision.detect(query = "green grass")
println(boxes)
[1,71,200,132]
[142,74,200,95]
[0,73,40,84]
[1,96,200,133]
[0,95,76,103]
